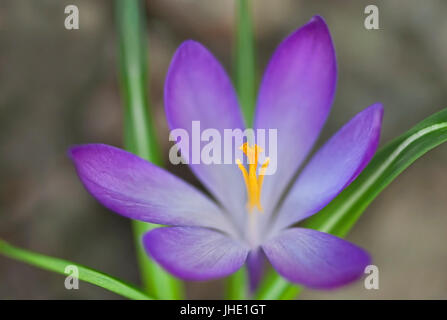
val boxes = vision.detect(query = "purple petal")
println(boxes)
[144,227,249,281]
[262,228,370,289]
[246,248,266,291]
[273,103,383,231]
[69,144,235,233]
[254,16,337,216]
[165,40,247,226]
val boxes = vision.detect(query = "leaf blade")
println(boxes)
[0,239,152,300]
[255,108,447,299]
[306,109,447,236]
[235,0,256,127]
[115,0,183,299]
[226,0,257,300]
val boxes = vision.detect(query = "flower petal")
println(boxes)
[254,16,337,217]
[165,40,247,226]
[144,227,249,281]
[273,103,383,231]
[69,144,235,234]
[246,248,266,291]
[262,228,370,289]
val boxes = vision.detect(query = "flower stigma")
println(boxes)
[236,142,270,214]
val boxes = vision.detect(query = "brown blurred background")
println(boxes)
[1,0,447,299]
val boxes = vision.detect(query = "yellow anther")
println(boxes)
[236,143,269,213]
[236,159,249,189]
[258,157,270,194]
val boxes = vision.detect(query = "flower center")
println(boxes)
[236,142,270,214]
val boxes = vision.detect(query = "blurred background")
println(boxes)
[1,0,447,299]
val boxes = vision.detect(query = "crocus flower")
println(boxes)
[70,16,383,289]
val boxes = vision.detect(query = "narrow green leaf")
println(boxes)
[225,267,248,300]
[307,108,447,236]
[226,0,256,300]
[235,0,256,127]
[115,0,183,299]
[255,269,301,300]
[256,107,447,299]
[0,239,152,300]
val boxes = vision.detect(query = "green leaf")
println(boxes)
[256,107,447,299]
[225,267,248,300]
[226,0,256,300]
[115,0,183,299]
[0,239,152,300]
[234,0,256,127]
[255,270,301,300]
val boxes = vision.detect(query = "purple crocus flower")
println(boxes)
[70,16,383,289]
